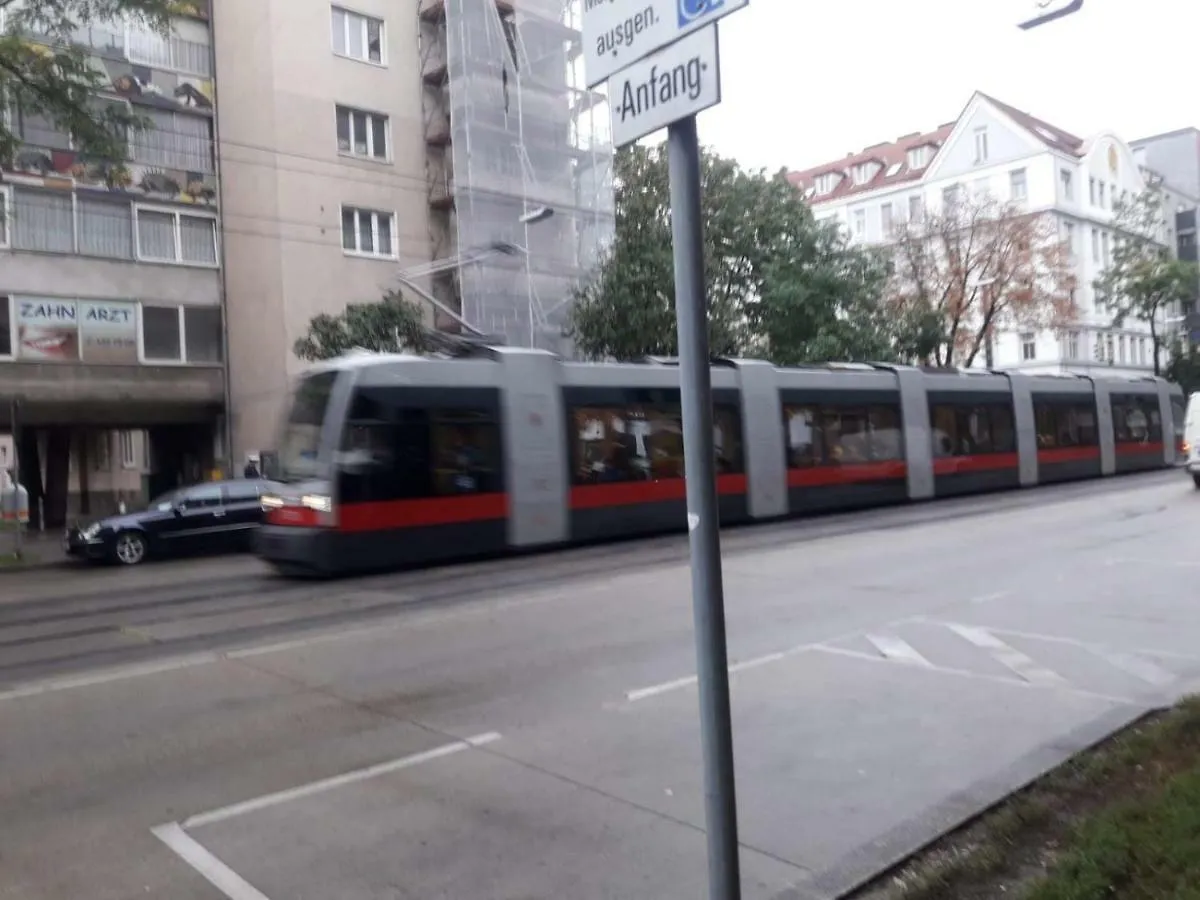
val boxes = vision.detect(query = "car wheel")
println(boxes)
[114,530,148,566]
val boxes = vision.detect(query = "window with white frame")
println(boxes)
[331,6,384,64]
[0,186,8,249]
[1010,168,1027,201]
[908,194,924,222]
[78,196,134,260]
[131,109,214,173]
[1089,177,1097,205]
[336,105,389,160]
[1020,333,1036,361]
[973,127,988,164]
[341,206,395,258]
[11,187,74,253]
[119,431,137,469]
[135,207,218,265]
[1091,228,1100,262]
[1098,182,1106,208]
[1060,169,1073,201]
[1101,231,1111,266]
[1063,221,1076,258]
[942,184,961,214]
[851,163,875,186]
[852,208,866,238]
[0,296,12,359]
[880,202,894,235]
[907,146,928,169]
[814,173,838,195]
[1067,331,1080,360]
[139,304,223,364]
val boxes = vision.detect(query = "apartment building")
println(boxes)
[213,0,615,461]
[0,0,225,527]
[788,92,1181,377]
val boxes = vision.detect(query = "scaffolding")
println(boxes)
[418,0,616,355]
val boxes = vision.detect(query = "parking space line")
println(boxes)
[865,634,932,667]
[1089,648,1176,688]
[152,823,272,900]
[183,732,501,829]
[946,624,1067,687]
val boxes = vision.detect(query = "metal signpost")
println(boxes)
[1018,0,1083,30]
[582,1,748,898]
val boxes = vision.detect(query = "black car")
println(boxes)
[64,479,269,566]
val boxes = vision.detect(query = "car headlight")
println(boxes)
[80,523,102,540]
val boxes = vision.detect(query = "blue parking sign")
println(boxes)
[678,0,725,28]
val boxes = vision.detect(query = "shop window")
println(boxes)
[1033,401,1098,448]
[930,403,1016,457]
[141,305,182,361]
[184,307,223,362]
[784,403,904,466]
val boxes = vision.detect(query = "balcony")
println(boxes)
[424,111,452,147]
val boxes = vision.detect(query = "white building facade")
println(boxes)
[788,92,1176,377]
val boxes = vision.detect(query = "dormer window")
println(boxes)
[814,173,839,195]
[907,146,929,169]
[851,163,876,186]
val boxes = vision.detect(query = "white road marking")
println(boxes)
[811,644,1135,705]
[152,822,272,900]
[946,624,1067,687]
[626,675,700,702]
[1088,648,1176,688]
[865,634,932,668]
[955,623,1200,663]
[0,652,221,702]
[183,732,501,829]
[1108,557,1200,568]
[968,591,1009,606]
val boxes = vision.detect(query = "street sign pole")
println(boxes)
[667,111,741,900]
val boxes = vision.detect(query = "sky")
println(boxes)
[694,0,1200,174]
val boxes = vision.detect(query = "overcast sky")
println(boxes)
[692,0,1200,174]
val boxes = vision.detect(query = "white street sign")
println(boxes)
[610,24,720,149]
[582,0,747,89]
[1018,0,1083,29]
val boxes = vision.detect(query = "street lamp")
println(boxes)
[1018,0,1083,30]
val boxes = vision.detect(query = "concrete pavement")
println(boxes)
[1,471,1198,899]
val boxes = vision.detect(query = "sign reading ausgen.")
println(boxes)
[582,0,746,88]
[610,24,721,148]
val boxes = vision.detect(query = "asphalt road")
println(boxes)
[1,470,1198,900]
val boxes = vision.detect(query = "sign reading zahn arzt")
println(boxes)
[609,25,721,149]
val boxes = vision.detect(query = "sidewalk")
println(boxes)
[0,527,73,572]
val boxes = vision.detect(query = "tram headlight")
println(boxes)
[261,494,284,511]
[300,494,332,513]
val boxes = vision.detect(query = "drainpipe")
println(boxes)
[205,0,235,477]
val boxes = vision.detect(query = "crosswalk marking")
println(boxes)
[865,634,932,668]
[946,624,1067,687]
[1088,648,1176,688]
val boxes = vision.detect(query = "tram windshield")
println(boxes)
[276,371,338,483]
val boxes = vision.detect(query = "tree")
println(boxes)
[293,293,429,361]
[886,190,1077,367]
[1165,338,1200,395]
[0,0,179,160]
[567,143,894,363]
[1094,187,1200,376]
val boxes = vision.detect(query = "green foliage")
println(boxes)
[1166,339,1200,395]
[567,143,901,364]
[293,292,429,361]
[1094,187,1200,375]
[0,0,182,160]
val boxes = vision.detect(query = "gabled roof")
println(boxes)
[786,124,953,203]
[788,92,1086,205]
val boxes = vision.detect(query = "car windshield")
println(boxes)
[276,371,339,483]
[147,490,182,511]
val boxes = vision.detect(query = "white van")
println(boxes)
[1185,392,1200,487]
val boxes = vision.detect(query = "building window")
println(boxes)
[1010,168,1027,201]
[908,195,924,222]
[341,206,396,258]
[1066,331,1079,360]
[1063,221,1076,258]
[131,110,214,173]
[1091,228,1100,263]
[0,296,11,359]
[119,431,137,469]
[942,184,960,214]
[814,173,837,195]
[1105,334,1114,363]
[852,208,866,238]
[973,127,988,164]
[14,107,73,151]
[0,186,8,249]
[335,105,389,161]
[1139,337,1147,365]
[135,207,218,266]
[141,306,183,361]
[77,196,134,260]
[1101,231,1111,266]
[1060,169,1073,201]
[1089,177,1097,205]
[851,163,874,186]
[331,6,384,64]
[1098,182,1106,208]
[183,307,223,363]
[907,146,928,169]
[11,188,74,254]
[1021,333,1036,361]
[880,202,894,235]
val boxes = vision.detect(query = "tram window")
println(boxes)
[430,411,502,495]
[1033,401,1098,448]
[1171,397,1185,444]
[930,402,1016,456]
[784,403,904,466]
[572,405,684,484]
[1111,395,1163,444]
[712,406,745,475]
